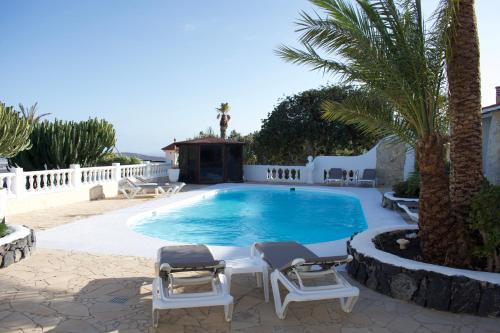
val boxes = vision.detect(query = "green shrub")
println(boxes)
[0,102,32,158]
[392,181,408,197]
[9,118,116,171]
[96,153,142,166]
[406,172,420,197]
[468,180,500,272]
[0,217,9,238]
[392,172,420,198]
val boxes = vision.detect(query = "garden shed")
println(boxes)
[176,138,244,184]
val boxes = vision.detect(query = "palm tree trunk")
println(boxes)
[417,134,452,263]
[447,0,482,265]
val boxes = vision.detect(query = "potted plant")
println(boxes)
[168,166,180,183]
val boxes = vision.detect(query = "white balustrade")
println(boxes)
[24,169,72,193]
[150,162,169,178]
[121,164,147,178]
[243,165,307,183]
[0,162,170,199]
[80,166,114,185]
[0,173,16,196]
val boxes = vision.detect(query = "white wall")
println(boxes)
[164,150,178,166]
[311,144,379,183]
[243,139,415,184]
[403,148,416,179]
[5,182,118,215]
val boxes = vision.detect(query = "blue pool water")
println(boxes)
[131,187,367,246]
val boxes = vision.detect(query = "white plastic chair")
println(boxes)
[152,245,233,328]
[251,241,359,319]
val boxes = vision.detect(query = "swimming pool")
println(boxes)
[130,187,367,247]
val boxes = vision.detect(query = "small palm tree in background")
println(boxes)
[276,0,460,264]
[18,102,50,124]
[216,102,231,139]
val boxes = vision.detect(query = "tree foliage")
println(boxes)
[216,102,231,139]
[18,102,50,124]
[253,86,379,165]
[228,130,258,164]
[0,102,32,158]
[468,181,500,272]
[96,152,142,166]
[9,118,116,170]
[276,0,449,147]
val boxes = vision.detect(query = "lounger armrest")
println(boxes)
[159,261,226,275]
[304,255,353,266]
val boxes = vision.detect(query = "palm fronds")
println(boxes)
[276,0,449,146]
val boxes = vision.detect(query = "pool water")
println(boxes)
[131,187,367,246]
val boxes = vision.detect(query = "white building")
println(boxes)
[482,87,500,185]
[161,139,178,166]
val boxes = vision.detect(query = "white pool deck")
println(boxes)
[37,183,406,260]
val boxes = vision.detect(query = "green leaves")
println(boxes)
[0,217,9,238]
[216,102,231,115]
[468,181,500,272]
[276,0,449,144]
[0,102,32,158]
[9,118,116,170]
[253,85,380,165]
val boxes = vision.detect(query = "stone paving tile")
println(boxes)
[0,249,499,333]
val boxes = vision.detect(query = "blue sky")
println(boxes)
[1,1,499,156]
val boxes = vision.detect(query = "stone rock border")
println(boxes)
[0,225,36,268]
[347,226,500,317]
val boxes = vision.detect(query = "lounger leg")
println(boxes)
[262,268,269,303]
[225,268,232,293]
[271,270,290,319]
[340,296,358,313]
[120,189,130,199]
[152,308,159,328]
[255,272,262,287]
[224,303,234,322]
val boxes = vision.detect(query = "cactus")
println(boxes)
[0,102,32,158]
[9,118,116,170]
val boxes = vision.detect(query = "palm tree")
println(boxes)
[446,0,482,261]
[276,0,455,264]
[18,103,50,124]
[216,102,231,139]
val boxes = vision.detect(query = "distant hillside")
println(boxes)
[121,152,164,162]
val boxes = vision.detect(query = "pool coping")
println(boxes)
[37,183,407,260]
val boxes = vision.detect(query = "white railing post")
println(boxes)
[12,168,25,197]
[306,156,314,184]
[0,188,7,219]
[70,164,81,188]
[144,161,151,179]
[112,163,121,182]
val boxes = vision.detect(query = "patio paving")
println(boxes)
[0,249,498,333]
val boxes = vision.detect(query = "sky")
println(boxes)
[1,0,499,156]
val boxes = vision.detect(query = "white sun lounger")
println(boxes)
[119,179,172,199]
[358,169,376,187]
[325,168,344,185]
[152,245,234,328]
[132,176,186,194]
[251,241,359,319]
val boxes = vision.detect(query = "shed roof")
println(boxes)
[175,137,245,145]
[161,142,178,151]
